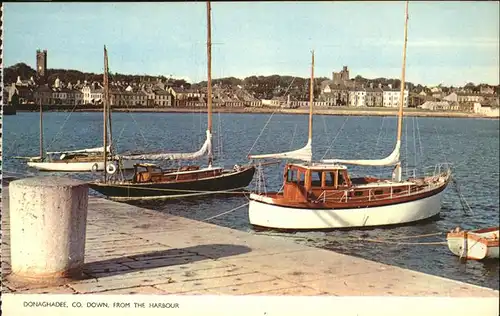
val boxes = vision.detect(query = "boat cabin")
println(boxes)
[283,163,352,201]
[132,163,223,184]
[48,152,101,162]
[281,162,414,204]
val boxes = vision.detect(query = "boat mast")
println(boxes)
[206,0,213,167]
[39,97,43,160]
[103,45,109,183]
[108,75,113,160]
[308,50,314,148]
[393,1,409,182]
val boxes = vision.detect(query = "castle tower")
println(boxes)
[36,49,48,78]
[341,66,349,81]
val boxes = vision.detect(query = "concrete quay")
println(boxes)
[1,186,499,297]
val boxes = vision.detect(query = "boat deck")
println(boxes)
[1,184,499,297]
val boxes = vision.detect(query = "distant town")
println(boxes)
[3,49,500,117]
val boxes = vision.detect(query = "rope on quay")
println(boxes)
[253,231,449,246]
[201,202,249,222]
[376,232,444,240]
[359,238,447,246]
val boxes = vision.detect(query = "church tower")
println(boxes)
[36,49,48,78]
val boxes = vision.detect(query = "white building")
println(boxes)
[349,87,366,107]
[81,86,103,105]
[383,85,409,107]
[473,102,500,117]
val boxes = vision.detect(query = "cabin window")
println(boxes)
[325,172,335,187]
[374,190,384,195]
[287,169,296,182]
[338,172,346,186]
[311,172,322,187]
[393,188,402,194]
[297,170,305,186]
[354,191,363,197]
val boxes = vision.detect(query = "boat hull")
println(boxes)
[3,106,17,115]
[88,166,256,200]
[446,228,499,260]
[27,159,138,172]
[248,189,445,230]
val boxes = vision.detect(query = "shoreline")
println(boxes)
[12,106,499,119]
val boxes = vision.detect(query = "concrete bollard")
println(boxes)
[8,176,89,282]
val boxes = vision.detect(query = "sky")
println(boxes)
[3,1,499,87]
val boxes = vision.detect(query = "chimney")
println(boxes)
[378,83,382,89]
[370,82,374,89]
[388,84,392,89]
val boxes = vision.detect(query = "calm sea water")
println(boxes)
[3,111,499,290]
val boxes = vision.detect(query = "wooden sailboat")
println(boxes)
[446,227,499,260]
[25,58,138,172]
[88,1,255,200]
[247,2,451,230]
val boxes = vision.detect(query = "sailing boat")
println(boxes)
[24,67,138,173]
[247,2,451,230]
[88,1,255,200]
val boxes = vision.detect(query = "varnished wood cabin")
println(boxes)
[278,163,445,207]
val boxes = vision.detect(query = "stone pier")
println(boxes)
[1,183,499,298]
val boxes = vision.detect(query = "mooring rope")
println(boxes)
[254,231,449,246]
[451,175,475,215]
[201,202,249,222]
[359,238,447,246]
[376,232,444,240]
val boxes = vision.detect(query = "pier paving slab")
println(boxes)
[195,278,309,295]
[19,285,76,294]
[254,286,327,296]
[153,272,277,294]
[1,187,499,297]
[97,286,167,295]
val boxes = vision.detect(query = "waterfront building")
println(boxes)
[382,84,409,107]
[457,92,486,104]
[7,83,35,104]
[349,86,366,107]
[110,90,147,107]
[365,84,384,107]
[34,84,53,105]
[319,81,349,106]
[81,85,103,105]
[153,89,172,107]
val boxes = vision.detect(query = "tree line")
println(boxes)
[5,63,499,98]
